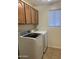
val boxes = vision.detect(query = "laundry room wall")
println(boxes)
[36,1,61,49]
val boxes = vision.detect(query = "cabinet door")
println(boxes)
[25,4,32,24]
[18,1,25,24]
[35,10,38,24]
[31,8,36,24]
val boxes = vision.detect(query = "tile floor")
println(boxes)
[43,47,61,59]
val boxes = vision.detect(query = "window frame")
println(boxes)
[48,9,61,27]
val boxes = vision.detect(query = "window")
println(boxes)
[48,9,61,27]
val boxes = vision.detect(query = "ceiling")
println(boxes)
[29,0,61,6]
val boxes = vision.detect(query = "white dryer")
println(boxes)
[31,31,48,53]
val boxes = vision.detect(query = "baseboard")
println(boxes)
[48,46,61,49]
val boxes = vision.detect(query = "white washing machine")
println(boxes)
[18,33,43,59]
[31,31,48,53]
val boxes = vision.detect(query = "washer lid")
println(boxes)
[23,33,41,38]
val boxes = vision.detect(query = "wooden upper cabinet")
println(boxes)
[31,8,36,24]
[35,10,38,24]
[31,8,38,25]
[18,0,38,25]
[18,1,25,24]
[25,4,32,24]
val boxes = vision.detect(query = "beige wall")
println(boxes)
[36,2,61,48]
[23,0,30,3]
[36,6,49,31]
[48,27,61,48]
[18,25,36,32]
